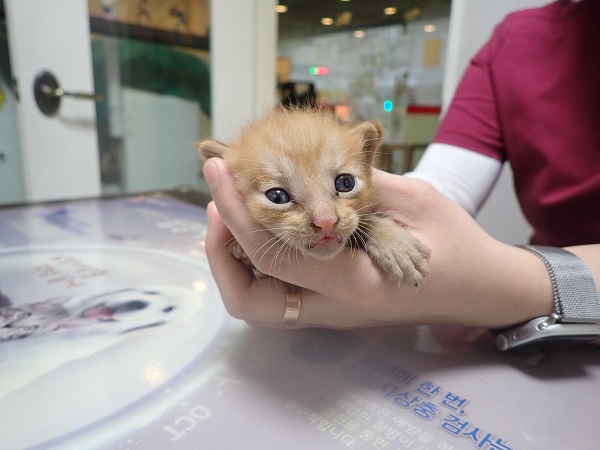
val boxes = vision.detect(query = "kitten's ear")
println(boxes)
[353,121,383,164]
[195,139,230,160]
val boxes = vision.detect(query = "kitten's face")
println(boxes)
[198,109,383,261]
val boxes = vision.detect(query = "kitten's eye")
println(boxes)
[335,174,356,193]
[265,188,291,204]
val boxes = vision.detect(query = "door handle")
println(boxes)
[33,70,103,116]
[39,84,103,101]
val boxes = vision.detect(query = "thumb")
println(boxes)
[202,158,246,230]
[202,158,279,264]
[202,157,224,194]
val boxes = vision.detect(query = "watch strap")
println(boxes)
[519,245,600,323]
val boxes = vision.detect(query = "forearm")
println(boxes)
[402,242,554,328]
[409,243,600,329]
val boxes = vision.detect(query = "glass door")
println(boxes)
[88,0,211,196]
[0,0,211,206]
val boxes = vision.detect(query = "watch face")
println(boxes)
[496,317,600,351]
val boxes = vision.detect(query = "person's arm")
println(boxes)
[202,158,600,331]
[406,144,502,216]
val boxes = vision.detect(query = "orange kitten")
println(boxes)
[197,108,429,285]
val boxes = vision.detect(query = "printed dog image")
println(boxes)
[0,285,202,399]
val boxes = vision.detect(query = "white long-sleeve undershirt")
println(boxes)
[405,143,503,216]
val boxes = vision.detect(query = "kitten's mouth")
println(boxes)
[308,235,344,257]
[314,236,337,244]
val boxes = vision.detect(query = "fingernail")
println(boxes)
[203,160,220,193]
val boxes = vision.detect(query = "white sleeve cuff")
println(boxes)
[405,143,502,216]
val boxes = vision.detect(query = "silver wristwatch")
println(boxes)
[496,245,600,351]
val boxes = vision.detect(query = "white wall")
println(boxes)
[443,0,551,244]
[0,71,25,204]
[209,0,278,142]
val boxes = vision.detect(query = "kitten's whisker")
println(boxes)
[358,226,386,257]
[265,273,285,296]
[354,231,368,249]
[285,239,297,272]
[256,235,286,273]
[252,235,280,267]
[220,236,238,252]
[247,174,275,190]
[354,204,378,214]
[272,237,291,272]
[349,238,360,260]
[357,220,380,235]
[235,227,294,243]
[220,157,264,166]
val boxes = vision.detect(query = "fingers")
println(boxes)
[205,200,374,328]
[203,158,270,241]
[204,201,253,290]
[205,201,288,324]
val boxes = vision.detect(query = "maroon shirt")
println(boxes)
[434,0,600,246]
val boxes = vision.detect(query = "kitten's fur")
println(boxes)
[197,108,429,285]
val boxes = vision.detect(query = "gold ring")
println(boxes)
[282,287,301,326]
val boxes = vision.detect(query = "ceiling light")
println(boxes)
[384,7,397,15]
[275,5,288,13]
[424,24,436,32]
[321,17,334,25]
[353,30,365,38]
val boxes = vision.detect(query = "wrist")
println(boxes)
[496,244,556,326]
[495,245,600,350]
[475,243,556,327]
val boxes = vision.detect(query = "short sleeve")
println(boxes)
[433,28,506,161]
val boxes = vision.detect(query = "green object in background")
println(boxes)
[91,38,211,183]
[92,38,211,119]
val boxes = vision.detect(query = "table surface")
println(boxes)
[1,191,599,450]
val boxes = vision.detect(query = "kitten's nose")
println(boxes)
[311,217,339,234]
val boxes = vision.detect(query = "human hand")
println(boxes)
[202,158,554,330]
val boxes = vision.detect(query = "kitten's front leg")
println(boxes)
[358,216,430,286]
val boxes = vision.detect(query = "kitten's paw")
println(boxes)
[362,218,430,286]
[373,235,429,286]
[396,234,430,286]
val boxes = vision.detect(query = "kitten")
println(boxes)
[197,108,429,286]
